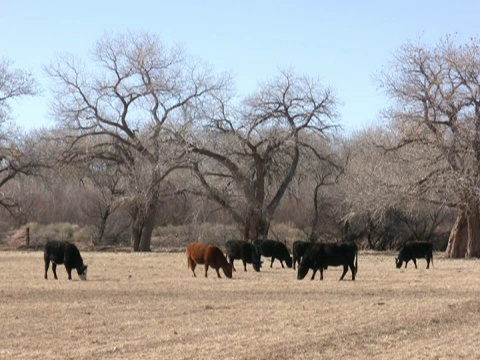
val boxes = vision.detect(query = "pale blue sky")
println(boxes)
[1,0,479,132]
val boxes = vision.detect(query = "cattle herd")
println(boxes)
[42,239,434,281]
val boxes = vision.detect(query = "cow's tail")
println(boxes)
[354,246,358,275]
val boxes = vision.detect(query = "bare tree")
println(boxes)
[0,58,39,216]
[340,127,444,249]
[78,158,125,245]
[376,36,480,257]
[182,70,340,240]
[299,136,347,242]
[345,128,414,199]
[392,206,449,244]
[46,32,229,251]
[0,58,37,123]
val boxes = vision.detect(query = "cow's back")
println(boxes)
[44,241,68,264]
[206,246,226,268]
[293,241,310,258]
[302,243,324,267]
[225,240,243,260]
[206,244,233,278]
[64,242,84,266]
[253,239,267,256]
[322,242,357,266]
[297,243,324,279]
[186,242,210,264]
[405,241,433,257]
[273,241,291,260]
[399,242,431,259]
[226,239,261,271]
[241,241,257,263]
[255,239,288,258]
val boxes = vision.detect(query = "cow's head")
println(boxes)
[223,263,233,279]
[285,256,293,269]
[78,265,88,280]
[395,257,402,269]
[252,261,263,272]
[252,253,263,272]
[297,263,309,280]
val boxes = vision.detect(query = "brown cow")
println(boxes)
[186,242,233,278]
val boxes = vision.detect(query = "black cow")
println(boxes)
[44,241,88,280]
[297,242,358,281]
[253,239,292,269]
[225,240,262,272]
[396,241,433,269]
[292,240,311,270]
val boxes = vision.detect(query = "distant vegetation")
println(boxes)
[1,33,479,256]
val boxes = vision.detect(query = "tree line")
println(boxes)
[1,32,479,257]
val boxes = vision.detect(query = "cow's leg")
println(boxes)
[270,257,274,268]
[404,260,408,269]
[319,268,324,281]
[190,261,197,277]
[280,260,285,269]
[52,263,58,280]
[230,259,236,272]
[44,260,50,280]
[66,266,72,280]
[412,258,417,269]
[310,269,317,280]
[339,264,348,280]
[242,260,247,272]
[204,264,209,278]
[215,267,222,278]
[293,255,296,270]
[350,263,356,281]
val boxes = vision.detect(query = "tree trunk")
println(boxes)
[308,184,321,242]
[466,206,480,257]
[244,209,270,241]
[130,194,158,252]
[94,208,111,245]
[138,199,157,252]
[308,216,321,242]
[131,213,143,252]
[446,203,480,258]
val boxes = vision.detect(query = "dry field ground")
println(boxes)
[1,250,480,360]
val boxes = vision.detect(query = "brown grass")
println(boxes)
[1,251,480,360]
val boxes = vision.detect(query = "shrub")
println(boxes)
[24,222,91,246]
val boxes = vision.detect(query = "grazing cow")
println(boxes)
[186,242,233,278]
[292,240,311,270]
[297,242,358,281]
[396,241,433,269]
[225,240,262,272]
[44,241,88,280]
[253,239,293,269]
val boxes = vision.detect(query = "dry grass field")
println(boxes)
[1,250,480,360]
